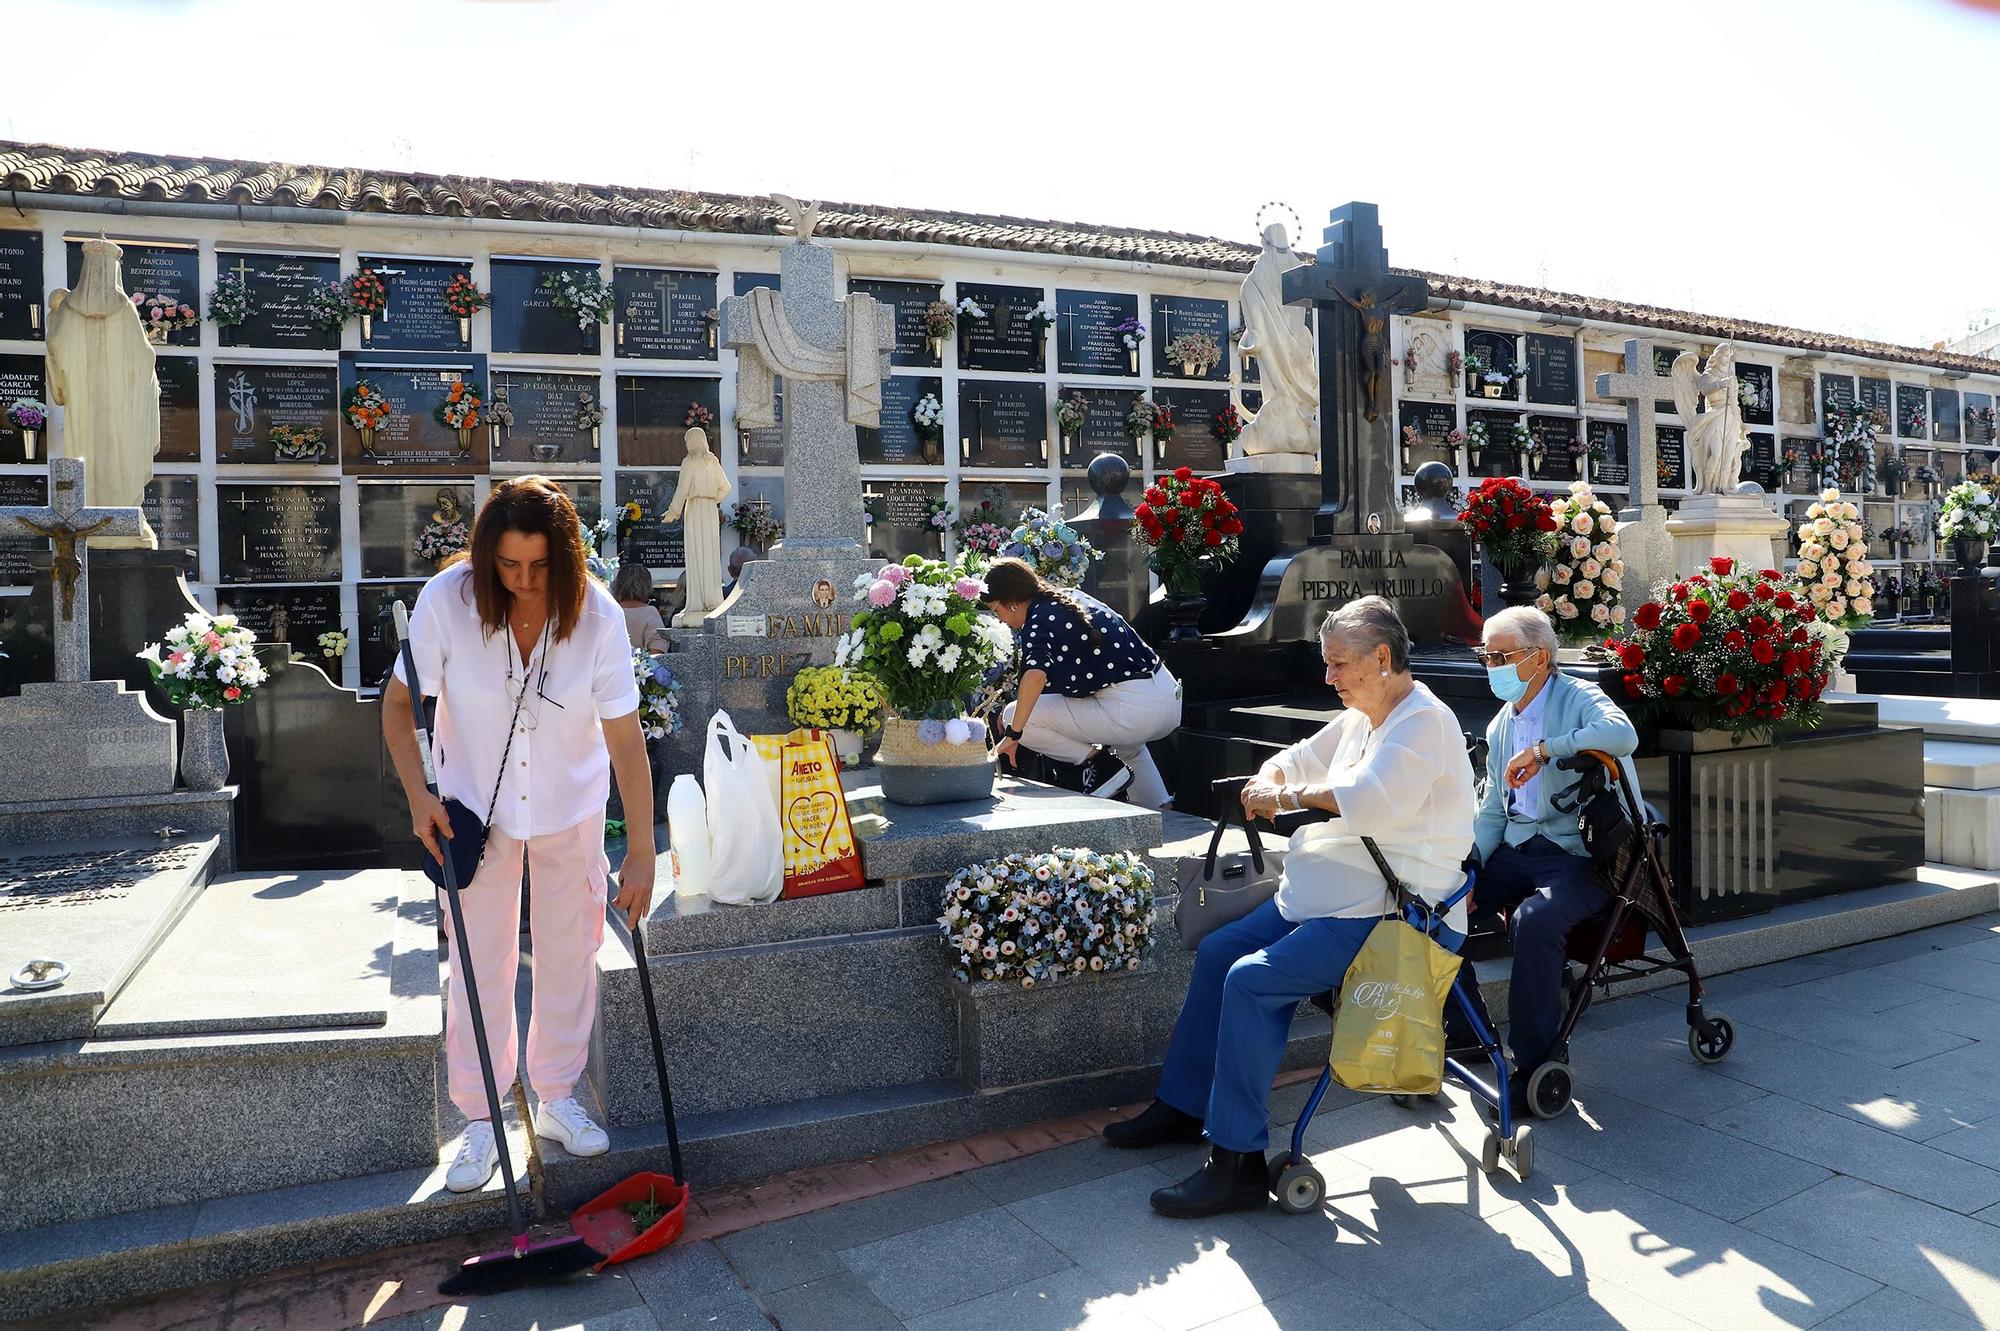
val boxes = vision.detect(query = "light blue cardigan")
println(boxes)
[1473,672,1642,863]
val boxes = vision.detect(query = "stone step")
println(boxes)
[1847,692,2000,739]
[0,1114,533,1324]
[1923,739,2000,790]
[0,869,442,1234]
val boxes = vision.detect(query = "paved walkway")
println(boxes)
[67,912,2000,1331]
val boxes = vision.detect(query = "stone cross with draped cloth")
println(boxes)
[722,214,894,556]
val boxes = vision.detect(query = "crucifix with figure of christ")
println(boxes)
[1280,202,1431,542]
[0,456,145,681]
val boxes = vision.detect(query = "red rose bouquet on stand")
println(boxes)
[1134,468,1243,641]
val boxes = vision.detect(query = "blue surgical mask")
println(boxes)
[1487,664,1529,704]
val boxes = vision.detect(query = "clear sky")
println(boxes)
[3,0,1994,353]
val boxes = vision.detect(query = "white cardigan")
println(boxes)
[1265,682,1476,933]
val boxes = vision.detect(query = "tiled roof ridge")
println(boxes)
[3,139,1996,380]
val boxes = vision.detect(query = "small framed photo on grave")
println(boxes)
[156,355,201,462]
[214,584,340,660]
[0,229,45,342]
[142,474,200,558]
[490,371,602,468]
[848,278,945,369]
[217,484,342,585]
[357,580,429,690]
[615,470,687,571]
[340,356,489,475]
[1059,386,1142,470]
[614,266,719,361]
[68,237,201,350]
[956,282,1047,374]
[1152,296,1230,383]
[214,363,341,466]
[615,374,722,468]
[355,254,476,353]
[959,379,1048,470]
[1056,289,1142,378]
[1153,387,1231,472]
[860,375,943,466]
[0,353,47,464]
[865,480,947,563]
[215,250,343,351]
[359,482,476,579]
[491,257,603,357]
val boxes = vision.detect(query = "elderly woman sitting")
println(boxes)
[1103,597,1475,1218]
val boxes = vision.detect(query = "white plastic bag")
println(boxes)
[702,711,783,905]
[667,774,711,900]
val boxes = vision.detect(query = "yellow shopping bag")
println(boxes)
[752,729,865,898]
[1327,917,1464,1095]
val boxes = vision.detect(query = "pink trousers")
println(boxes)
[440,816,608,1121]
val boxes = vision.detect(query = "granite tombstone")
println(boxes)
[615,267,719,361]
[216,251,341,351]
[858,375,941,466]
[491,258,601,356]
[0,229,44,341]
[1056,289,1141,377]
[356,255,474,352]
[217,484,341,585]
[490,370,600,467]
[214,364,339,466]
[955,281,1045,373]
[959,379,1047,468]
[845,278,942,369]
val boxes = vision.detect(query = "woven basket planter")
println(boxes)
[875,717,994,805]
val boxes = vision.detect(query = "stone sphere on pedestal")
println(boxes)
[1087,453,1130,498]
[1733,481,1766,498]
[1407,461,1458,523]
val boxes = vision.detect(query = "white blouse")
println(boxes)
[1265,681,1477,932]
[394,563,641,840]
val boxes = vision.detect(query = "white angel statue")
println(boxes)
[1671,342,1750,495]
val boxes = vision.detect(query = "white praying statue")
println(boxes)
[1672,342,1751,495]
[664,426,731,627]
[46,238,160,548]
[1231,222,1319,465]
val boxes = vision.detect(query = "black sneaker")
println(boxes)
[1076,748,1133,800]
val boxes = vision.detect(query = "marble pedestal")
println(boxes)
[0,680,176,803]
[1223,452,1317,474]
[1665,493,1791,579]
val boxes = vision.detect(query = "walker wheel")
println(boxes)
[1689,1014,1735,1064]
[1480,1131,1502,1175]
[1266,1150,1303,1193]
[1510,1125,1535,1182]
[1273,1162,1325,1215]
[1526,1062,1573,1120]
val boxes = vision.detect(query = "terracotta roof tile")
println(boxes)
[3,139,1995,380]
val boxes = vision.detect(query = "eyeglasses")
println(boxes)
[1473,647,1539,669]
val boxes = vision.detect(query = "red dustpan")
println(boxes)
[571,920,690,1268]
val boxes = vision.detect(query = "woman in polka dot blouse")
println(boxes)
[979,557,1182,806]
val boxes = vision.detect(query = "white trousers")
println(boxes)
[1004,666,1183,808]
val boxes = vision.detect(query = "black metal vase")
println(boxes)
[1496,558,1542,609]
[1953,536,1988,575]
[1164,593,1208,643]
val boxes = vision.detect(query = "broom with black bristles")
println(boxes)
[393,600,603,1296]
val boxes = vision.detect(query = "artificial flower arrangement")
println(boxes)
[414,513,470,563]
[137,611,268,709]
[302,281,353,336]
[432,381,484,440]
[1465,420,1491,457]
[925,496,958,538]
[725,501,784,550]
[1213,403,1244,445]
[347,268,389,320]
[1115,316,1146,358]
[584,514,621,582]
[957,516,1013,561]
[1164,331,1221,376]
[271,424,326,462]
[912,392,945,447]
[1938,480,1997,542]
[939,847,1155,989]
[317,629,347,659]
[955,294,987,323]
[1509,419,1537,456]
[1458,476,1556,576]
[836,556,1013,727]
[1793,488,1874,630]
[7,399,46,434]
[685,402,715,431]
[922,300,957,342]
[344,382,393,438]
[575,395,605,443]
[1133,467,1243,596]
[1902,401,1929,437]
[1534,480,1625,640]
[633,650,685,740]
[1023,301,1056,337]
[1605,556,1829,736]
[1002,507,1101,589]
[1123,395,1157,442]
[1055,393,1089,440]
[442,273,488,320]
[541,268,614,330]
[787,664,886,736]
[132,290,197,341]
[206,272,253,327]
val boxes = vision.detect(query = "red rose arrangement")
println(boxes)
[1133,467,1243,595]
[1458,476,1557,574]
[346,267,389,317]
[1605,555,1828,735]
[441,272,489,319]
[1212,404,1244,445]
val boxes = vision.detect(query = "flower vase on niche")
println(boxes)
[20,430,34,460]
[1955,536,1987,575]
[455,427,473,456]
[181,707,229,792]
[928,334,946,361]
[458,317,470,343]
[360,314,373,345]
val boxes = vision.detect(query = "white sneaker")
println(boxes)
[534,1095,610,1157]
[445,1119,498,1193]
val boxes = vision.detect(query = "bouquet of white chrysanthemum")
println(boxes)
[1793,487,1874,630]
[137,611,268,709]
[938,847,1155,989]
[632,649,683,741]
[1534,480,1626,640]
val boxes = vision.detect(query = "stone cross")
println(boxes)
[0,456,145,681]
[1281,203,1431,542]
[1592,337,1676,513]
[719,227,894,557]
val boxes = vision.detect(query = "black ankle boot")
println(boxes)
[1103,1099,1205,1149]
[1149,1146,1270,1218]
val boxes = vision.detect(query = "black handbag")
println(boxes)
[1174,781,1285,948]
[1553,757,1640,894]
[404,637,529,892]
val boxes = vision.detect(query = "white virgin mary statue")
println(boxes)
[47,239,160,547]
[664,426,732,627]
[1232,223,1319,465]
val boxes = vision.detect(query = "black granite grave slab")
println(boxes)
[142,474,199,558]
[357,254,473,352]
[1059,386,1141,468]
[1588,419,1630,489]
[1969,392,1995,448]
[214,363,339,466]
[214,584,340,658]
[1152,295,1229,382]
[1467,329,1520,401]
[216,251,341,351]
[615,470,685,568]
[615,266,718,361]
[1858,375,1892,421]
[340,354,488,474]
[1652,345,1682,417]
[846,278,942,368]
[956,281,1045,374]
[859,375,942,466]
[959,379,1047,469]
[69,238,200,349]
[490,370,599,467]
[866,479,947,563]
[1153,386,1230,472]
[356,580,427,690]
[0,352,47,463]
[0,229,43,341]
[1524,331,1577,406]
[1466,408,1521,478]
[1739,362,1776,426]
[731,273,786,463]
[358,483,474,579]
[1933,387,1962,442]
[217,484,341,585]
[1897,383,1929,438]
[1398,399,1458,472]
[1526,415,1579,483]
[0,474,46,584]
[153,354,200,462]
[490,257,601,356]
[1658,424,1687,490]
[1820,373,1856,416]
[616,375,720,468]
[1056,289,1141,377]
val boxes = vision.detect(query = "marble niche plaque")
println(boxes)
[615,266,718,361]
[1153,295,1230,382]
[358,254,474,352]
[957,480,1048,534]
[216,250,342,351]
[156,355,201,462]
[1820,373,1857,417]
[1058,290,1141,378]
[359,482,476,579]
[1398,400,1459,472]
[846,278,943,369]
[357,580,428,689]
[342,359,487,474]
[733,272,785,464]
[614,470,686,570]
[491,371,600,467]
[1153,386,1231,472]
[1524,332,1577,407]
[217,484,341,585]
[1933,388,1962,443]
[1467,329,1521,401]
[1399,318,1456,401]
[1858,376,1892,422]
[1657,425,1687,491]
[956,281,1047,374]
[0,474,47,583]
[1526,416,1579,482]
[866,480,946,563]
[1745,432,1778,488]
[67,238,200,349]
[0,353,47,464]
[1653,346,1683,417]
[491,258,602,357]
[1897,383,1929,439]
[214,584,340,658]
[959,379,1048,469]
[1967,392,1995,448]
[859,375,943,466]
[1466,409,1521,479]
[1737,362,1775,427]
[1060,386,1142,469]
[0,230,44,341]
[142,474,200,556]
[215,363,340,465]
[616,375,721,468]
[1588,420,1629,489]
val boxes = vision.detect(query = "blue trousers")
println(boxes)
[1478,836,1608,1071]
[1156,899,1463,1153]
